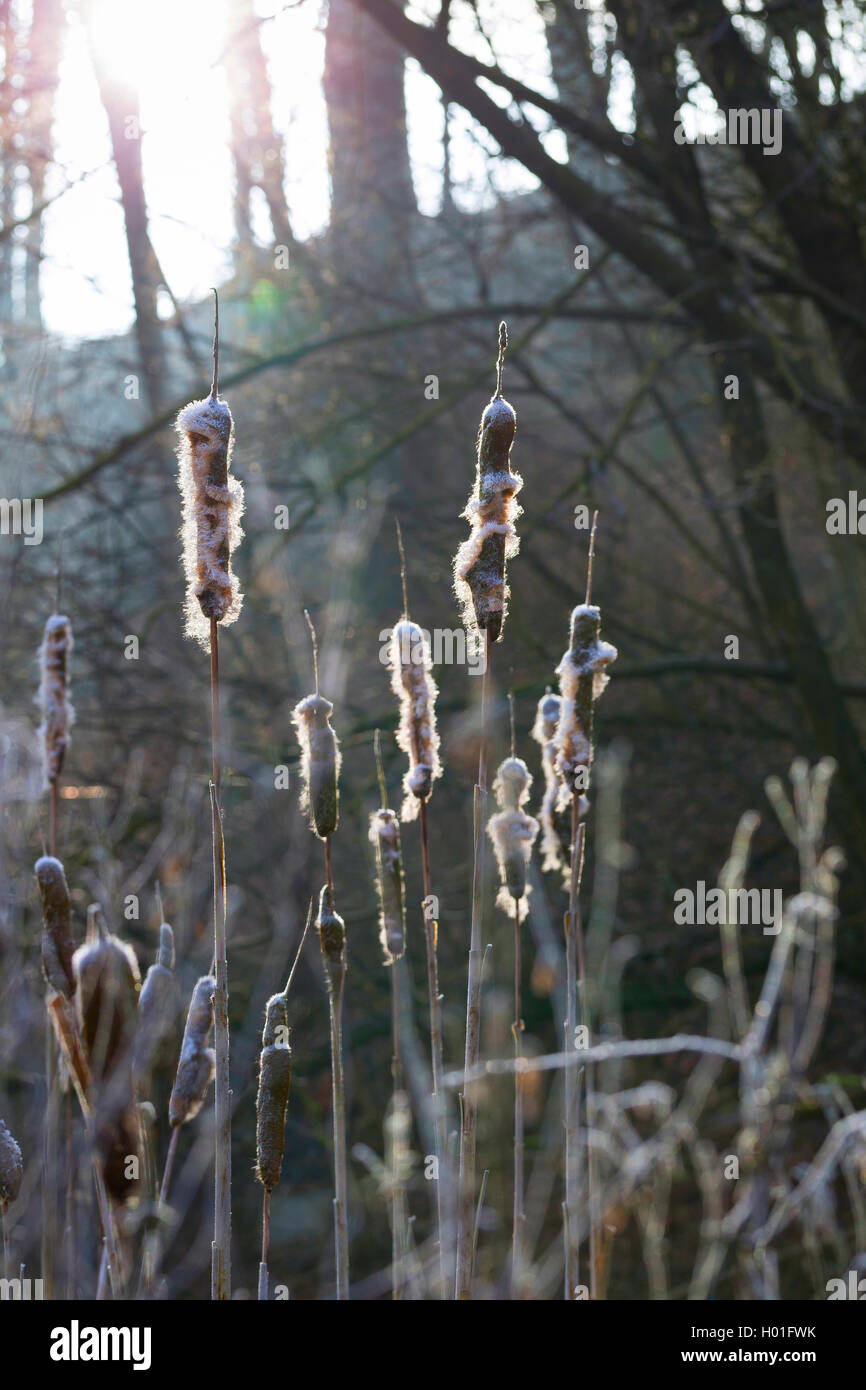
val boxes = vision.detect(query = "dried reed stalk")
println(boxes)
[370,733,410,1297]
[455,325,519,1298]
[387,529,449,1292]
[255,911,310,1300]
[488,725,538,1296]
[176,292,243,1299]
[555,516,616,1298]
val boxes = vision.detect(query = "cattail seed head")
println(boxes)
[316,886,346,994]
[292,693,341,839]
[388,621,442,821]
[369,808,406,964]
[37,614,74,787]
[169,975,216,1128]
[73,907,142,1202]
[73,908,141,1079]
[0,1119,23,1205]
[554,603,617,808]
[453,387,522,643]
[34,855,76,997]
[531,692,587,879]
[255,992,292,1192]
[134,922,180,1095]
[176,393,244,650]
[488,756,539,922]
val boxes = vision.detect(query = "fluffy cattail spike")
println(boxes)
[453,323,523,643]
[175,290,244,650]
[488,756,539,922]
[37,614,74,787]
[292,693,341,839]
[34,855,76,997]
[388,620,442,821]
[0,1120,23,1206]
[369,808,407,964]
[169,975,216,1128]
[553,603,617,809]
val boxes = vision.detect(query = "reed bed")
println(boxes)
[0,321,861,1308]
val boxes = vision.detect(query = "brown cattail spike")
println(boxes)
[255,993,292,1192]
[38,614,74,787]
[369,808,407,964]
[0,1119,23,1205]
[35,855,76,998]
[388,621,442,821]
[292,693,341,839]
[316,885,346,991]
[488,757,539,922]
[176,292,244,651]
[169,975,216,1128]
[73,908,142,1202]
[453,324,522,643]
[134,922,179,1096]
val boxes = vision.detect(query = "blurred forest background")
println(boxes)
[1,0,866,1299]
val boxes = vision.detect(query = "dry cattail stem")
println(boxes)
[134,921,179,1097]
[487,752,539,1295]
[388,621,442,821]
[369,808,407,965]
[176,295,244,651]
[453,323,523,645]
[73,907,142,1204]
[316,885,349,1299]
[35,855,76,998]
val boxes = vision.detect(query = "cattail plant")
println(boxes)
[453,323,522,1299]
[175,291,243,1299]
[387,526,448,1291]
[316,885,349,1299]
[369,732,411,1297]
[488,715,539,1296]
[0,1118,22,1277]
[294,609,348,1296]
[73,905,142,1205]
[255,911,309,1300]
[134,912,179,1098]
[37,612,74,854]
[553,516,617,1300]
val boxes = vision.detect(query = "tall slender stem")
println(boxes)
[258,1188,270,1301]
[511,905,525,1297]
[455,629,491,1298]
[209,617,231,1300]
[389,965,407,1300]
[419,798,448,1295]
[327,966,349,1299]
